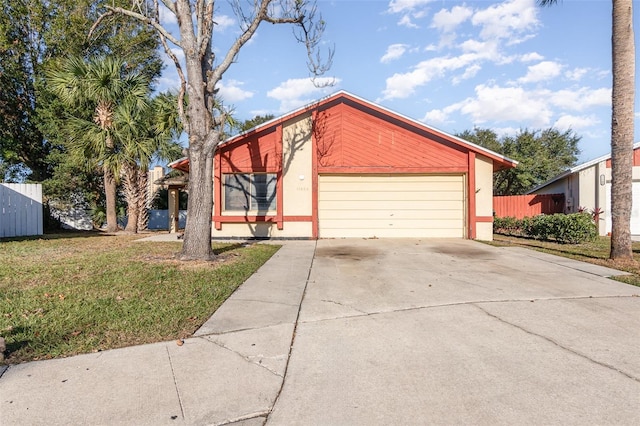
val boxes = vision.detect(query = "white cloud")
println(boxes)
[422,103,460,126]
[398,15,419,29]
[520,52,544,62]
[518,61,563,83]
[387,0,434,14]
[471,0,539,43]
[554,114,600,132]
[565,67,589,81]
[213,15,235,33]
[431,5,474,32]
[422,83,611,133]
[459,39,501,61]
[388,0,434,28]
[381,44,409,63]
[217,80,254,103]
[382,52,488,100]
[168,48,185,63]
[452,64,482,85]
[267,77,340,112]
[451,84,554,127]
[548,87,610,111]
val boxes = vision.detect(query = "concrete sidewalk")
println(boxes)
[0,240,316,426]
[2,238,639,425]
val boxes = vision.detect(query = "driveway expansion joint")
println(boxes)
[213,411,268,426]
[165,346,186,421]
[473,303,640,384]
[320,299,369,314]
[204,338,284,378]
[300,294,640,324]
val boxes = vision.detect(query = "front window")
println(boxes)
[224,173,276,212]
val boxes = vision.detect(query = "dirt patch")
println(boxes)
[138,252,238,269]
[315,245,381,261]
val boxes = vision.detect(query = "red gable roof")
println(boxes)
[170,91,518,173]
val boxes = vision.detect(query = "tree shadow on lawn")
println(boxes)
[1,230,112,243]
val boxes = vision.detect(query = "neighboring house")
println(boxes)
[528,141,640,236]
[147,165,165,206]
[169,91,517,240]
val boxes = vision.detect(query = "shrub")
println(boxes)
[494,212,597,244]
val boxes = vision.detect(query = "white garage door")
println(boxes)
[318,174,465,238]
[605,181,640,234]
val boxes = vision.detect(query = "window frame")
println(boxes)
[223,173,277,213]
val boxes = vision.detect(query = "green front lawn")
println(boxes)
[0,233,279,364]
[488,234,640,287]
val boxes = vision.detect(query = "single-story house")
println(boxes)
[169,91,517,240]
[528,141,640,236]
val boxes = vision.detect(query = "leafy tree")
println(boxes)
[94,0,333,260]
[538,1,635,261]
[0,0,51,181]
[47,56,150,233]
[0,0,162,182]
[458,127,580,195]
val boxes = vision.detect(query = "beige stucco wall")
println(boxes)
[212,113,314,239]
[474,155,494,241]
[282,113,313,218]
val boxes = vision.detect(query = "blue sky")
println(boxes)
[156,0,639,163]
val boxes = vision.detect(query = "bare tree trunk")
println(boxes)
[122,163,139,233]
[180,144,215,260]
[104,165,118,233]
[610,0,635,260]
[95,0,332,259]
[137,170,149,232]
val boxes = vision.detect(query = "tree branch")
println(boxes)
[99,5,182,48]
[199,0,215,58]
[207,0,273,92]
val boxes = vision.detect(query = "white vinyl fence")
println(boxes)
[0,183,43,238]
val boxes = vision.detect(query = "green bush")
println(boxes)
[494,212,597,244]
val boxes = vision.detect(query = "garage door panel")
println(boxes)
[320,209,464,220]
[319,174,465,238]
[321,218,464,228]
[321,174,463,183]
[320,181,462,193]
[325,225,463,238]
[319,199,464,211]
[321,190,464,202]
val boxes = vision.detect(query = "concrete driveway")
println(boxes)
[1,238,639,425]
[268,239,640,425]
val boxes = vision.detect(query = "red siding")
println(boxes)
[606,147,640,167]
[316,102,468,173]
[220,128,280,173]
[493,194,565,219]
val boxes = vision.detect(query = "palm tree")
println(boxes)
[47,56,149,232]
[539,0,635,260]
[115,93,183,233]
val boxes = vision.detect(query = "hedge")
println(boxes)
[494,212,597,244]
